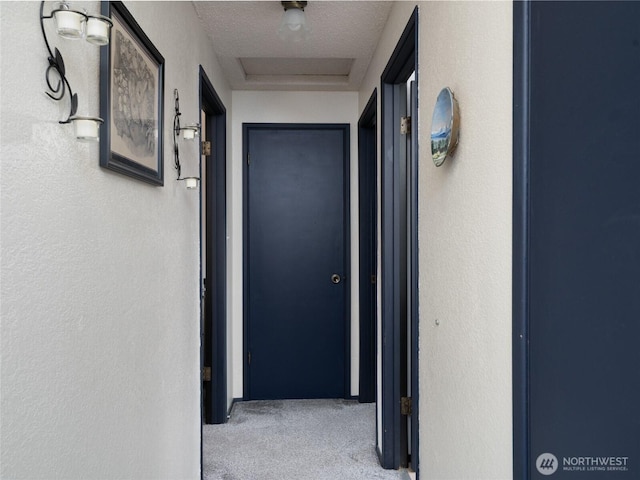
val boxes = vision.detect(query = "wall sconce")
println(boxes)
[40,1,112,141]
[173,89,201,189]
[278,1,311,42]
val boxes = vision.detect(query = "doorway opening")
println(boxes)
[358,89,378,405]
[200,65,227,427]
[379,7,419,474]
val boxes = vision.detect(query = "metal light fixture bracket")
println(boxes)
[40,1,110,138]
[281,1,307,11]
[173,89,200,187]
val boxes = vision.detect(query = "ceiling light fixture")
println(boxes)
[278,1,310,43]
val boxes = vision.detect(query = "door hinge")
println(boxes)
[202,366,212,382]
[247,153,251,166]
[400,116,411,135]
[202,141,212,156]
[248,351,252,366]
[401,396,412,416]
[371,274,377,285]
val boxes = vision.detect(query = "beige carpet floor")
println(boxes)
[203,399,407,480]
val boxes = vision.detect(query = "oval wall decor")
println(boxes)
[430,87,460,167]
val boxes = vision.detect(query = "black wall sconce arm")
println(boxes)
[39,1,111,140]
[173,88,200,189]
[40,1,77,124]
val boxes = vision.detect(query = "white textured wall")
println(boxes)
[0,2,230,479]
[358,1,513,475]
[417,2,513,479]
[229,91,359,399]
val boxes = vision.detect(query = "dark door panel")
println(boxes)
[245,125,349,400]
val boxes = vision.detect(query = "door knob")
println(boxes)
[331,274,342,284]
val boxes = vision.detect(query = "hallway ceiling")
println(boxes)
[193,1,394,91]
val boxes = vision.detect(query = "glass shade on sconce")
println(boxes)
[182,124,200,140]
[85,15,112,46]
[185,177,199,189]
[53,7,84,39]
[51,3,112,45]
[177,176,200,189]
[71,116,102,142]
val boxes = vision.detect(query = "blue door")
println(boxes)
[515,2,640,478]
[244,124,349,400]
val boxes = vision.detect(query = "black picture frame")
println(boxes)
[100,1,164,186]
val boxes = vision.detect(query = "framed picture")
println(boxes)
[100,1,164,185]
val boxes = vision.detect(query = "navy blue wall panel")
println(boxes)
[528,2,640,478]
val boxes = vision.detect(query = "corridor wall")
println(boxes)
[358,1,513,477]
[416,2,513,478]
[0,2,231,479]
